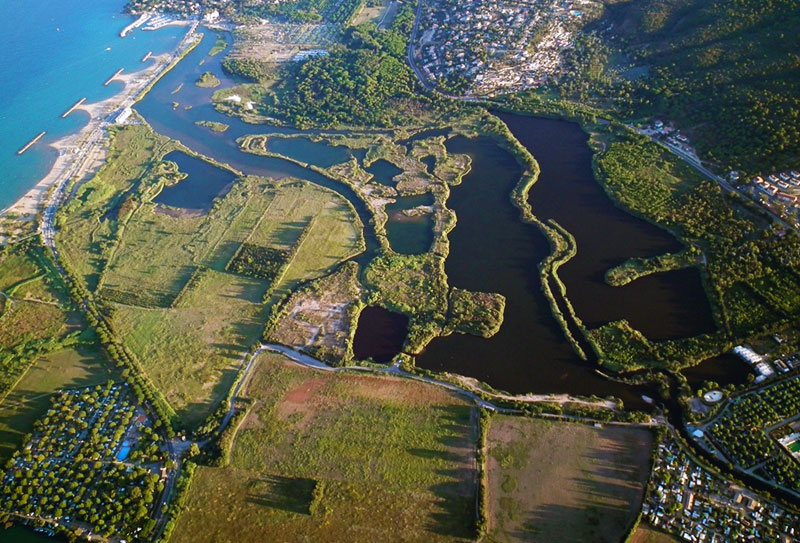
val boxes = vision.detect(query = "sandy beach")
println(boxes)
[0,24,200,241]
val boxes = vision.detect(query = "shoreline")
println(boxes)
[0,22,200,242]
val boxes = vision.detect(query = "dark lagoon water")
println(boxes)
[366,159,403,186]
[421,155,437,176]
[154,151,237,210]
[385,193,435,254]
[683,353,753,389]
[352,306,409,363]
[266,136,351,168]
[133,31,740,406]
[499,113,717,341]
[415,135,642,401]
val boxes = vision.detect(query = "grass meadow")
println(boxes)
[485,416,652,543]
[171,352,478,543]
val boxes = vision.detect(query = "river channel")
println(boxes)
[133,30,743,409]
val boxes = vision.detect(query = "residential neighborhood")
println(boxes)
[411,0,599,95]
[644,438,800,542]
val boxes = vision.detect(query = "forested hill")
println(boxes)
[601,0,800,174]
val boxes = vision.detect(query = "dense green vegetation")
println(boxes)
[194,120,229,133]
[227,244,291,284]
[246,0,363,23]
[195,72,221,89]
[707,377,800,489]
[586,129,800,371]
[219,4,461,128]
[0,385,168,541]
[444,288,505,338]
[549,0,800,173]
[208,34,227,57]
[605,247,702,287]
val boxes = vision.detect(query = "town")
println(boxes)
[410,0,598,95]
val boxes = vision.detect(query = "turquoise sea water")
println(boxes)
[0,0,183,210]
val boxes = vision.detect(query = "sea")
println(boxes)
[0,0,184,211]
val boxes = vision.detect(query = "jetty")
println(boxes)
[142,51,152,62]
[61,98,86,118]
[120,13,150,38]
[17,132,46,155]
[105,68,124,86]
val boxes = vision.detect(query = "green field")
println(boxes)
[102,179,363,428]
[0,345,118,464]
[56,124,364,429]
[485,415,652,543]
[57,125,176,291]
[170,352,478,543]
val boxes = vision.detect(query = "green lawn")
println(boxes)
[171,352,478,543]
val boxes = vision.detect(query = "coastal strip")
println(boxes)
[0,22,201,230]
[17,132,46,155]
[104,68,124,86]
[61,97,86,118]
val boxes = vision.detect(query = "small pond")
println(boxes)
[352,306,409,363]
[385,193,435,254]
[153,151,237,211]
[366,159,403,186]
[682,353,753,389]
[421,155,437,176]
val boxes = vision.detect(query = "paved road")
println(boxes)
[261,343,658,427]
[634,128,798,232]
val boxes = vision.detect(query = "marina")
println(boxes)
[120,12,149,37]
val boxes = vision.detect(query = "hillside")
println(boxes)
[557,0,800,174]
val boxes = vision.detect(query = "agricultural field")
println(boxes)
[0,243,84,407]
[57,125,176,292]
[109,269,269,429]
[170,351,478,543]
[104,179,363,428]
[629,523,681,543]
[0,345,119,464]
[485,415,651,543]
[56,125,364,429]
